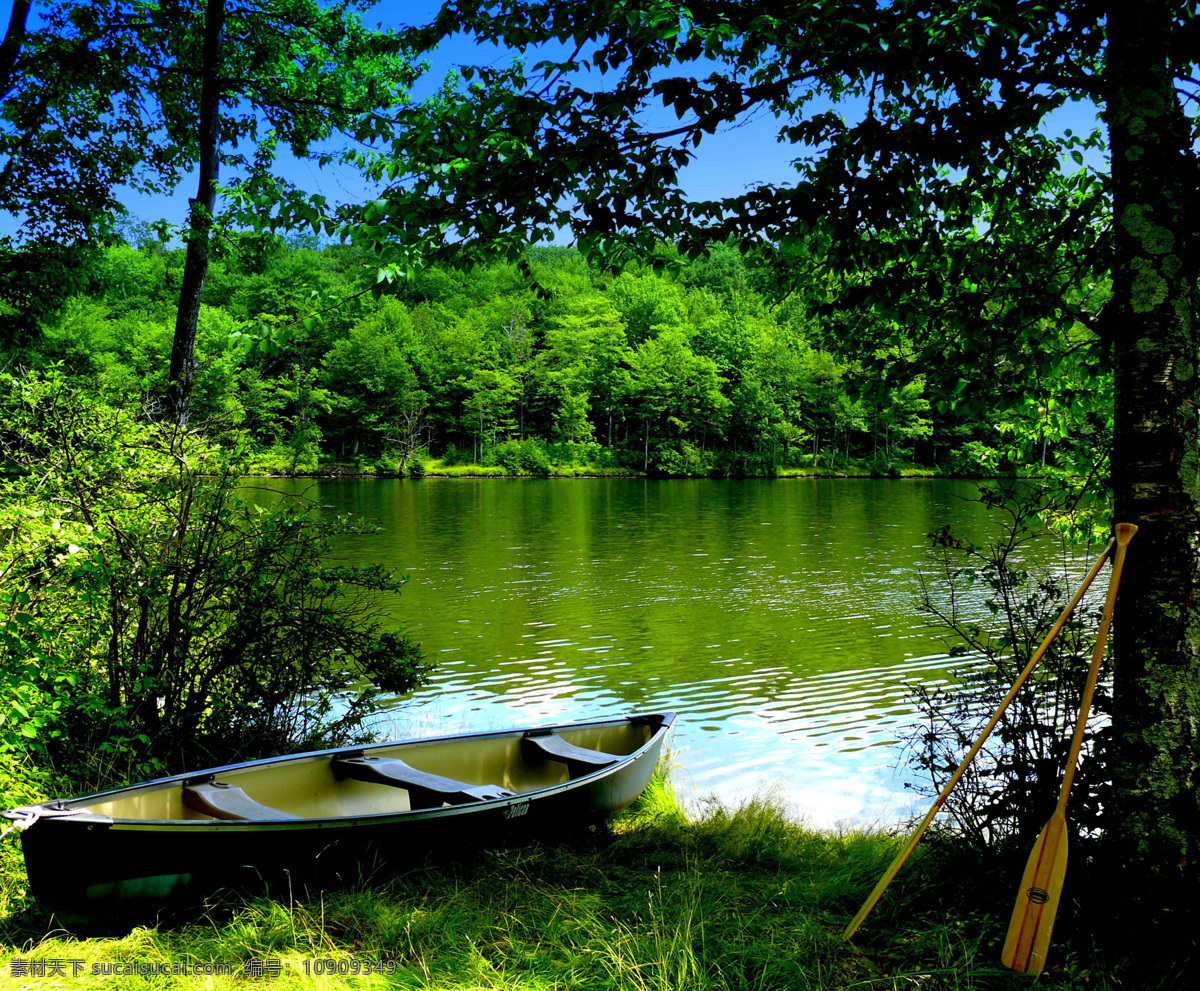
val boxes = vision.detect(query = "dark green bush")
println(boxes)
[485,438,552,476]
[905,483,1110,850]
[0,370,430,789]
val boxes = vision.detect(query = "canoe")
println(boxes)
[3,711,675,927]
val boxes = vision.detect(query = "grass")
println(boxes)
[417,460,633,478]
[301,462,955,480]
[0,777,1181,990]
[251,456,964,480]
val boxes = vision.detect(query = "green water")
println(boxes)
[261,477,1023,827]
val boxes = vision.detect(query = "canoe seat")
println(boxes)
[331,755,512,810]
[183,780,299,821]
[521,732,619,779]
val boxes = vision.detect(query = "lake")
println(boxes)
[258,476,1031,829]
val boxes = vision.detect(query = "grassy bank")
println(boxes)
[0,777,1163,990]
[250,459,955,480]
[414,463,946,480]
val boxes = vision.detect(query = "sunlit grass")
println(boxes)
[0,777,1168,990]
[418,459,633,478]
[247,458,957,480]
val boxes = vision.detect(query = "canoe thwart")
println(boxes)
[331,755,512,809]
[182,780,300,821]
[521,731,619,778]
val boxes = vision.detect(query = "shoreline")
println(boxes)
[242,462,1013,481]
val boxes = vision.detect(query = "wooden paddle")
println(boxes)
[1000,522,1136,975]
[842,535,1118,942]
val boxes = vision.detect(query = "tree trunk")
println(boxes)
[166,0,226,426]
[1107,0,1200,932]
[0,0,30,99]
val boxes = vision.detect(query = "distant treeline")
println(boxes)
[10,235,1083,476]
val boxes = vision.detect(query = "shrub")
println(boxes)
[945,439,1003,476]
[649,441,714,476]
[904,483,1110,850]
[441,443,469,465]
[247,441,313,475]
[0,370,430,788]
[486,438,552,476]
[714,450,780,477]
[377,445,427,477]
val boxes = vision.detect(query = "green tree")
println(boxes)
[282,365,330,472]
[1,1,420,422]
[868,374,932,470]
[99,244,176,320]
[794,342,845,466]
[461,367,519,458]
[390,2,1200,918]
[606,269,689,343]
[533,294,631,445]
[323,300,425,455]
[623,325,729,470]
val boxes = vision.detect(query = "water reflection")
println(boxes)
[254,477,1053,828]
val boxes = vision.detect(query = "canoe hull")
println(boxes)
[8,712,673,927]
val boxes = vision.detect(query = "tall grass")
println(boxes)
[0,778,1176,989]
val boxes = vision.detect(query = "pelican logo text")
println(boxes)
[503,802,530,820]
[1026,887,1050,905]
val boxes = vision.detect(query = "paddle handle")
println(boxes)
[1055,523,1135,815]
[842,536,1116,941]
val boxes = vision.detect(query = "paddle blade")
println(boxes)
[1001,812,1069,975]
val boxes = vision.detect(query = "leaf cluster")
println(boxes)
[1,0,418,244]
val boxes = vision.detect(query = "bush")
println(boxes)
[713,450,781,477]
[478,438,552,475]
[0,371,430,788]
[649,441,715,476]
[245,441,325,476]
[904,483,1110,850]
[374,449,402,475]
[496,438,552,476]
[866,455,900,476]
[945,439,1003,476]
[441,443,469,465]
[376,446,427,477]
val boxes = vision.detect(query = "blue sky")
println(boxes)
[0,0,1106,240]
[116,0,825,234]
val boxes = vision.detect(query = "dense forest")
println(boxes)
[6,232,1107,479]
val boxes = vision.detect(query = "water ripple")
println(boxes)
[249,477,1080,829]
